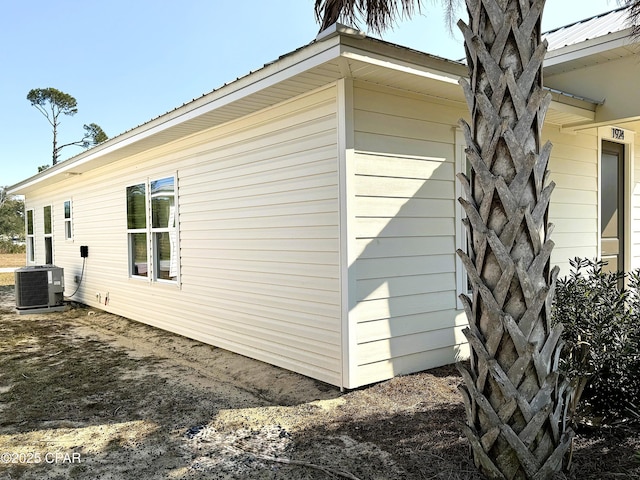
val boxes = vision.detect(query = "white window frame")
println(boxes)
[43,205,53,265]
[26,209,35,264]
[127,182,149,280]
[64,200,73,241]
[455,129,470,310]
[150,176,178,284]
[126,174,179,284]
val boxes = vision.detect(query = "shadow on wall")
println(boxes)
[347,150,469,385]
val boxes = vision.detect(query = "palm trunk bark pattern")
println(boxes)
[456,0,574,478]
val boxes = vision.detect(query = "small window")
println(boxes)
[26,209,35,263]
[44,205,53,264]
[64,200,73,240]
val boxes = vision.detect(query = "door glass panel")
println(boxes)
[601,140,624,278]
[601,152,618,238]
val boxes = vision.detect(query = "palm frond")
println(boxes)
[314,0,430,34]
[617,1,640,36]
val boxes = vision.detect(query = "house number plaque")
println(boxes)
[612,128,625,140]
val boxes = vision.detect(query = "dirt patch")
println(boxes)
[0,285,638,479]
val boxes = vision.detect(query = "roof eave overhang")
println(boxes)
[545,28,635,70]
[8,27,598,195]
[8,34,347,195]
[9,29,467,196]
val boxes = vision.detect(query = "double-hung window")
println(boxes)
[151,177,177,281]
[455,130,472,309]
[64,200,73,240]
[126,176,178,283]
[127,183,149,278]
[26,209,35,263]
[44,205,53,264]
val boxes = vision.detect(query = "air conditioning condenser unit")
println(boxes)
[15,265,65,314]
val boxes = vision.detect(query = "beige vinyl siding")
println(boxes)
[546,127,599,277]
[19,78,604,390]
[349,82,468,387]
[347,82,601,386]
[23,85,343,386]
[633,136,640,270]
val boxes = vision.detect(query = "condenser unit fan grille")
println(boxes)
[15,270,49,308]
[14,266,64,310]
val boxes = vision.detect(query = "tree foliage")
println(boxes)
[27,87,108,166]
[0,187,24,240]
[619,0,640,35]
[27,87,78,119]
[84,123,108,146]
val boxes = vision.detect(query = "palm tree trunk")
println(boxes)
[456,0,573,478]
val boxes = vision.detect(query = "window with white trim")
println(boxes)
[127,183,148,278]
[455,131,472,309]
[44,205,53,264]
[150,177,177,281]
[64,200,73,240]
[126,176,178,282]
[26,209,35,263]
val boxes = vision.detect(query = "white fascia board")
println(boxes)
[340,47,462,85]
[10,37,345,195]
[8,163,81,195]
[316,22,366,42]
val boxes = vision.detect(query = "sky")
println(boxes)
[0,0,623,187]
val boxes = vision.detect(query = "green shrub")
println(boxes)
[553,258,640,423]
[0,240,25,254]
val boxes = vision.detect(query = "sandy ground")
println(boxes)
[0,285,476,480]
[0,283,638,480]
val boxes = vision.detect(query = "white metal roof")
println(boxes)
[544,6,631,51]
